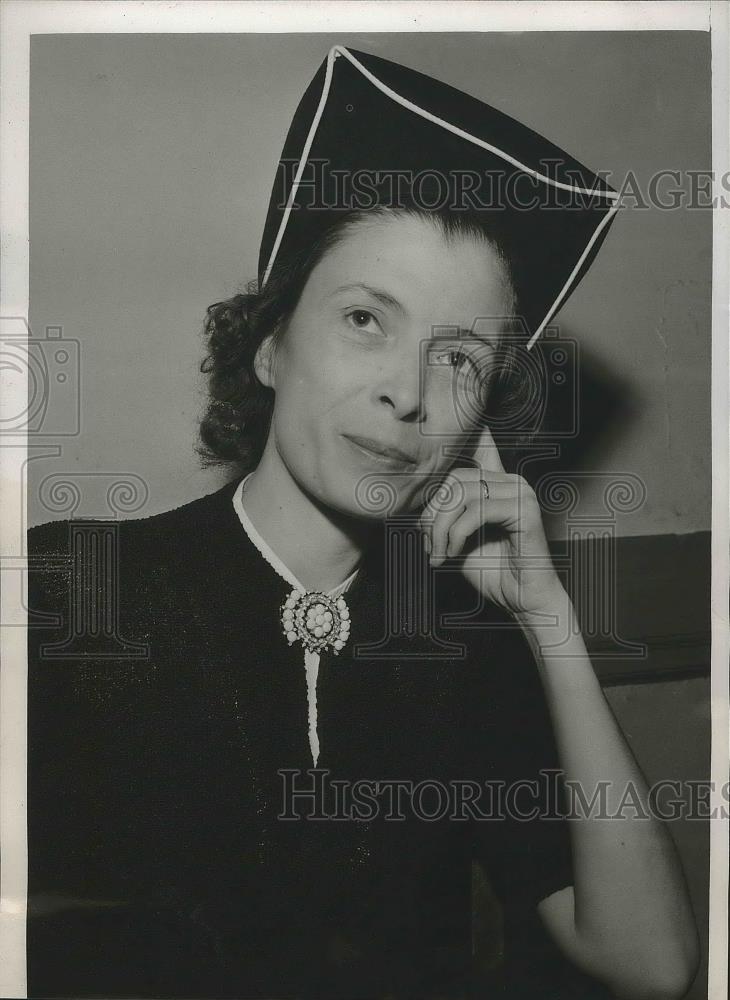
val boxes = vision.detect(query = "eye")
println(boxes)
[431,346,478,375]
[346,308,381,333]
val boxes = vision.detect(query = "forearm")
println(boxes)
[518,591,699,996]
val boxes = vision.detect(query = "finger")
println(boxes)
[419,471,468,540]
[445,498,514,557]
[471,422,506,476]
[420,474,485,554]
[423,477,524,558]
[429,499,465,563]
[436,498,522,564]
[447,478,547,561]
[471,477,528,503]
[421,468,517,516]
[428,483,522,563]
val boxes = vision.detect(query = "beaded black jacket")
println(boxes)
[26,478,608,999]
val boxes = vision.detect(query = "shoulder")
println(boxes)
[27,478,244,612]
[28,478,241,557]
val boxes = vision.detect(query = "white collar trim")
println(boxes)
[231,474,358,599]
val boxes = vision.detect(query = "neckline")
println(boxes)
[232,473,360,599]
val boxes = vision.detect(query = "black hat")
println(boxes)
[258,45,619,349]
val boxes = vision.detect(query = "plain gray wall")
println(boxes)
[28,32,711,533]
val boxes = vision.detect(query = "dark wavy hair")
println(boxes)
[198,206,537,474]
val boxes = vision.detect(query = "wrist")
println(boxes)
[514,587,584,661]
[515,591,594,675]
[515,584,574,630]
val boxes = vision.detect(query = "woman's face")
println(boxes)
[257,213,514,518]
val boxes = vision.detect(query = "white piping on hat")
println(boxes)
[262,46,339,288]
[336,46,618,202]
[262,44,619,350]
[525,198,621,350]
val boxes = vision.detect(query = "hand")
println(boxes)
[418,424,567,622]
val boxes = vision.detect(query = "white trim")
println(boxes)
[231,475,358,598]
[231,474,357,769]
[525,200,622,350]
[233,475,303,590]
[304,649,321,767]
[335,46,619,201]
[708,2,730,998]
[262,46,339,286]
[0,2,712,35]
[262,44,618,349]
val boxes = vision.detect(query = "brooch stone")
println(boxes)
[280,590,351,655]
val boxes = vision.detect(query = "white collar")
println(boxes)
[231,474,359,599]
[232,473,359,768]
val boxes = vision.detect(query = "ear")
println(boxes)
[253,332,277,389]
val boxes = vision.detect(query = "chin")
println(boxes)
[294,450,425,521]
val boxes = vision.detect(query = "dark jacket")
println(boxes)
[27,478,604,999]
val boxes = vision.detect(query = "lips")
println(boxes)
[342,434,418,468]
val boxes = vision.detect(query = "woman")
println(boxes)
[27,46,699,999]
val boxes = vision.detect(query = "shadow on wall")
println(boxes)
[496,324,640,479]
[544,325,640,474]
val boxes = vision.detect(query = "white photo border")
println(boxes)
[1,3,726,999]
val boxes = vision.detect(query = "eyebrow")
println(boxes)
[330,282,499,346]
[330,283,408,316]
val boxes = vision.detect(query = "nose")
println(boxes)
[372,345,426,423]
